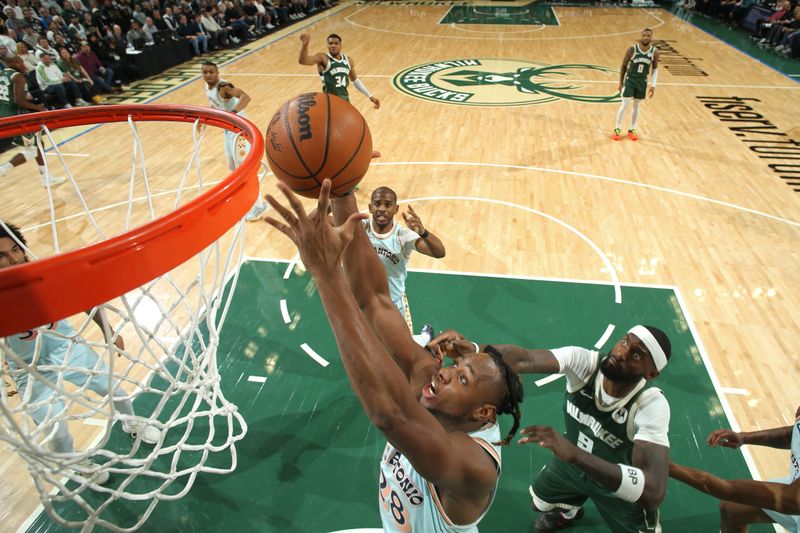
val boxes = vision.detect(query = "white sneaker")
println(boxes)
[122,420,162,445]
[41,175,67,187]
[266,23,275,29]
[64,103,73,109]
[244,199,268,222]
[75,459,111,485]
[76,98,90,106]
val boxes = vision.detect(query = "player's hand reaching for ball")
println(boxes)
[370,96,380,109]
[265,180,368,274]
[427,329,475,362]
[519,426,579,463]
[706,428,744,448]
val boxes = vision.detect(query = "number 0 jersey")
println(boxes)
[378,423,501,533]
[625,44,656,81]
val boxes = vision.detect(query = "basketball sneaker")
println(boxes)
[245,199,268,222]
[611,128,622,141]
[534,508,585,532]
[122,420,162,444]
[75,459,111,485]
[412,324,435,347]
[40,174,67,187]
[627,129,639,141]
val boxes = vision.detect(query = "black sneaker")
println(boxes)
[534,508,585,532]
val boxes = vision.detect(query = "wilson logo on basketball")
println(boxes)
[392,59,620,107]
[296,93,317,141]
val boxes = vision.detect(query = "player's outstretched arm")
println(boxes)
[265,181,496,497]
[520,427,669,509]
[220,83,250,113]
[349,60,380,109]
[707,425,793,450]
[670,462,800,513]
[87,307,124,351]
[403,205,445,258]
[428,330,560,375]
[331,193,434,379]
[298,34,326,67]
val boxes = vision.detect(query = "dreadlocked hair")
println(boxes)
[484,345,524,446]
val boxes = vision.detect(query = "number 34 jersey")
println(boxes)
[378,423,502,533]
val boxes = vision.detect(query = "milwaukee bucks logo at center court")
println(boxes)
[393,58,620,106]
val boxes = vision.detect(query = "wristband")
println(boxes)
[614,464,645,502]
[419,229,430,239]
[471,342,479,353]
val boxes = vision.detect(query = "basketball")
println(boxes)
[264,92,373,198]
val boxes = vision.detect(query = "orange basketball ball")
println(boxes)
[264,93,373,198]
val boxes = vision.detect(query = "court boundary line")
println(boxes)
[224,72,800,90]
[347,4,665,40]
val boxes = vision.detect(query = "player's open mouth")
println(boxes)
[422,380,437,399]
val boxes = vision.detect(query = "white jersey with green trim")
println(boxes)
[364,219,420,311]
[378,423,501,533]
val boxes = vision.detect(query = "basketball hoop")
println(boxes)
[0,105,262,531]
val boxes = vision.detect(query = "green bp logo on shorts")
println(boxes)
[392,58,620,106]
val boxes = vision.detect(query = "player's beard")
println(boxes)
[600,354,639,383]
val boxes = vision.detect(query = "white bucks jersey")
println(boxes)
[378,423,501,532]
[364,220,420,309]
[4,319,81,367]
[205,80,243,116]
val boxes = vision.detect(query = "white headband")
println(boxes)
[628,325,668,371]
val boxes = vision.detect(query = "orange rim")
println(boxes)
[0,105,263,337]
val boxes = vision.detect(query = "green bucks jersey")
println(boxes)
[320,53,351,101]
[625,44,655,81]
[564,356,660,465]
[0,67,23,118]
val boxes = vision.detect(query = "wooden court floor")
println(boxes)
[2,1,799,530]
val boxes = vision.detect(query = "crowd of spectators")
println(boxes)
[0,0,330,108]
[682,0,800,57]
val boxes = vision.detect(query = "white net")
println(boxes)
[0,111,259,532]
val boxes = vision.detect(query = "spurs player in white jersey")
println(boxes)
[0,222,161,483]
[365,186,445,346]
[201,62,266,222]
[263,180,525,533]
[669,405,800,532]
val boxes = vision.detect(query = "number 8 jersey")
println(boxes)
[378,423,501,533]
